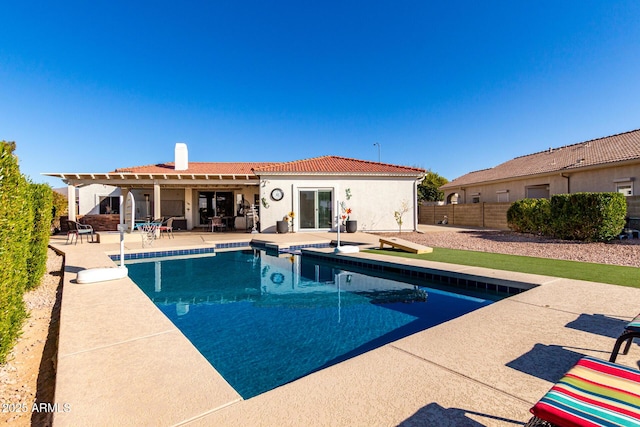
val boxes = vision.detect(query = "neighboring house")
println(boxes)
[440,129,640,204]
[45,144,425,233]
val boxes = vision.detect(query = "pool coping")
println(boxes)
[50,232,640,426]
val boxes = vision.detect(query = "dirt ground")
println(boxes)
[0,249,63,427]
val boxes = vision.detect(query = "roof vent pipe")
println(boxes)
[175,143,188,171]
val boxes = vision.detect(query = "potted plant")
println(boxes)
[340,202,356,233]
[276,215,289,233]
[345,208,357,233]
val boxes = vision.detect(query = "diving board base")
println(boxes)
[77,267,128,284]
[379,237,433,254]
[335,245,360,254]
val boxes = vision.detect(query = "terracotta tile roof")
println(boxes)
[112,156,425,176]
[112,162,275,175]
[251,155,425,175]
[441,129,640,189]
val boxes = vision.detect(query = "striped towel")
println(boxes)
[626,314,640,333]
[530,356,640,426]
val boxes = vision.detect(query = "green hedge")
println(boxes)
[0,141,53,363]
[0,142,30,363]
[27,183,53,290]
[550,192,626,241]
[506,198,551,235]
[507,192,627,242]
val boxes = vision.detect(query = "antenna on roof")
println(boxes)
[373,142,381,163]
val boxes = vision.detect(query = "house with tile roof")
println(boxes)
[45,144,425,233]
[440,129,640,205]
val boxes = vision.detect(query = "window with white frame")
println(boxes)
[616,182,633,196]
[526,185,550,199]
[99,196,120,214]
[496,190,509,203]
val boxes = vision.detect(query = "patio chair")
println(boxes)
[210,216,226,232]
[609,313,640,362]
[159,217,174,238]
[525,356,640,426]
[66,220,95,245]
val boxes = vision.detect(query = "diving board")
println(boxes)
[379,237,433,254]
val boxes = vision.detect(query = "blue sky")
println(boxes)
[3,1,640,188]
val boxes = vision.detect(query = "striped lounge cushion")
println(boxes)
[530,356,640,427]
[627,314,640,333]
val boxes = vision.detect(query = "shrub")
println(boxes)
[550,192,626,242]
[27,183,53,290]
[0,141,32,363]
[51,190,68,232]
[507,198,551,234]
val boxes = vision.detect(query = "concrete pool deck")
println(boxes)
[50,227,640,426]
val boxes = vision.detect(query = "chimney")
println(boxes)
[175,143,188,171]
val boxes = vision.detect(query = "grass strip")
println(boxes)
[365,247,639,288]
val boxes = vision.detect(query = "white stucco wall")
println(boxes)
[78,184,121,215]
[258,176,419,233]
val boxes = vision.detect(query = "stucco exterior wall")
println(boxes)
[78,184,121,215]
[567,164,638,194]
[259,176,419,233]
[443,163,640,204]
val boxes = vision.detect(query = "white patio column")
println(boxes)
[153,181,161,219]
[67,184,76,222]
[413,179,419,232]
[184,188,193,230]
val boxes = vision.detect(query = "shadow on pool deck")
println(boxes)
[49,231,640,427]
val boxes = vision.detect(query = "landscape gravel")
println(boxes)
[379,228,640,268]
[0,248,62,426]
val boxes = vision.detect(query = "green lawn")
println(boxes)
[365,247,640,288]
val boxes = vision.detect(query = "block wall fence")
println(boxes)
[419,195,640,230]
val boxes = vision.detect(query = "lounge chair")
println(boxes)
[610,313,640,362]
[525,356,640,426]
[66,220,95,244]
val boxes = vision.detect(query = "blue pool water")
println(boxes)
[127,249,498,399]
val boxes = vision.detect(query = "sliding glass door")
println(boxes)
[198,191,233,226]
[299,189,333,230]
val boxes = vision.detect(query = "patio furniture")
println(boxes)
[159,217,174,238]
[66,220,95,244]
[610,313,640,362]
[172,218,187,230]
[210,216,226,232]
[525,356,640,426]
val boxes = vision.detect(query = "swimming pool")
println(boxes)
[127,248,500,399]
